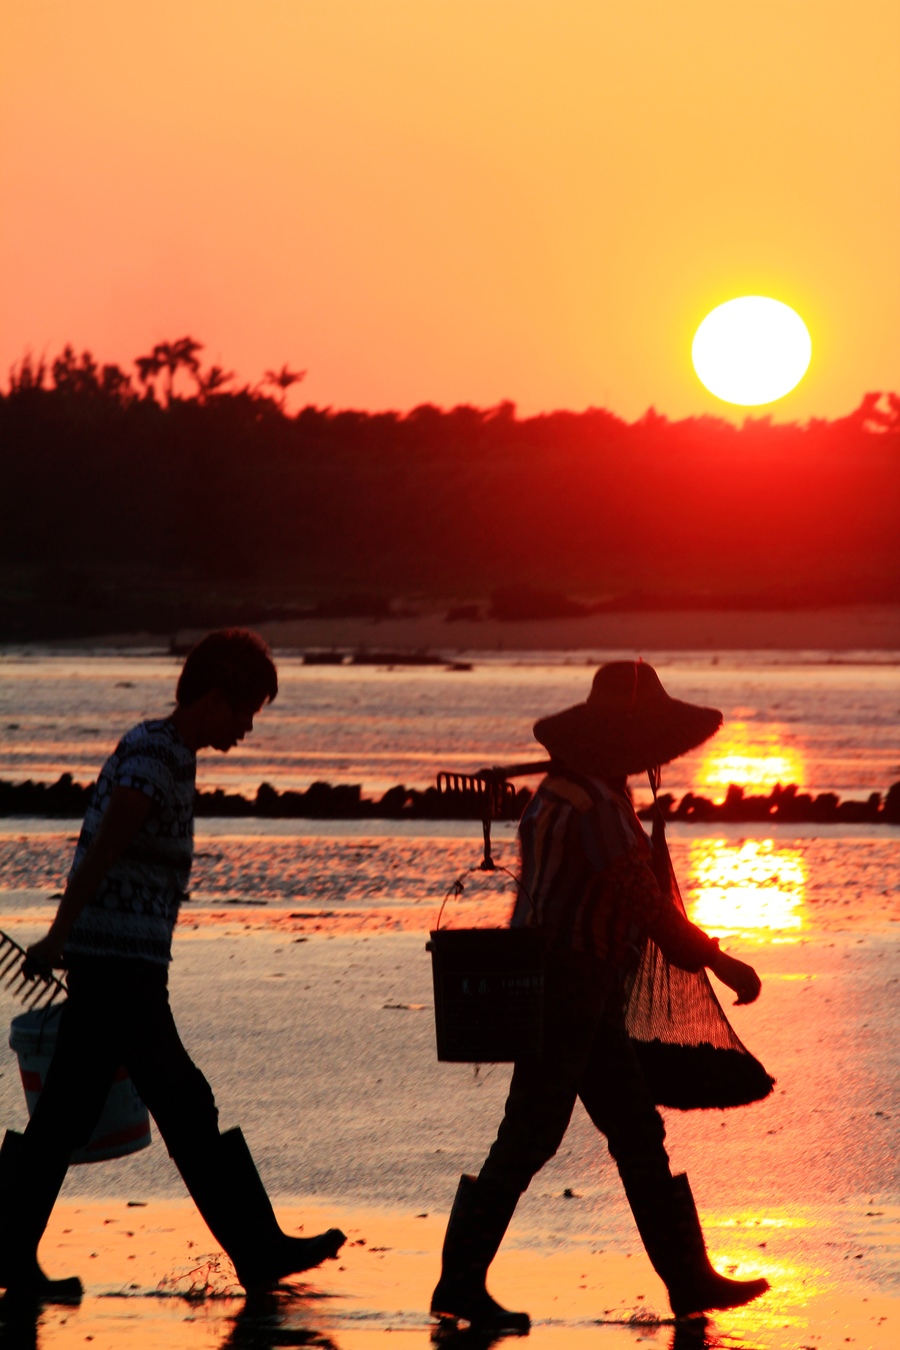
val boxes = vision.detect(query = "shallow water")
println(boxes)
[2,819,898,938]
[1,650,899,801]
[0,651,898,1347]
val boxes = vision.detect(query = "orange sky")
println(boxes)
[2,1,898,419]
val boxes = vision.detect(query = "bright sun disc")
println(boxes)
[692,296,811,406]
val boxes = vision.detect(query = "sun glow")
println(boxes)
[695,722,806,802]
[686,838,807,942]
[692,296,812,406]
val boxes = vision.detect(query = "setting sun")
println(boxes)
[692,297,812,406]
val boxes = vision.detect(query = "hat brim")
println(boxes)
[534,697,722,777]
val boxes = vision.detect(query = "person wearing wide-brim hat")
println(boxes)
[431,660,770,1332]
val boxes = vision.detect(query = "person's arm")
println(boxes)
[706,946,761,1005]
[605,851,762,1006]
[24,786,153,974]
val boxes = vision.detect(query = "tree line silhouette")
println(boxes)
[2,339,899,638]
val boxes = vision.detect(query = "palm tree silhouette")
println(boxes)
[135,337,203,405]
[262,364,306,410]
[134,350,163,401]
[193,364,235,403]
[157,337,203,404]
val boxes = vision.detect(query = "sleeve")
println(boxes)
[576,789,719,972]
[602,851,721,973]
[114,733,175,809]
[578,792,636,872]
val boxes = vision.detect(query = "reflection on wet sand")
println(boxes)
[686,839,807,944]
[14,1189,899,1350]
[221,1288,339,1348]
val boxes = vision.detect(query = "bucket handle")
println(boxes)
[34,998,62,1055]
[434,863,537,931]
[432,761,547,931]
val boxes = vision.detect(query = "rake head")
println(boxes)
[0,931,67,1010]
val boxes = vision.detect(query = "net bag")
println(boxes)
[625,811,774,1110]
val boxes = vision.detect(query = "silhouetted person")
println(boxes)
[431,661,769,1332]
[1,630,345,1303]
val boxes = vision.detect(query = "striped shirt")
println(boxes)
[64,720,196,965]
[511,771,716,972]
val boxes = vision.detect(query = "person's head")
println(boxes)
[176,629,278,752]
[533,659,722,782]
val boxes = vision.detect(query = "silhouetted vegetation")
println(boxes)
[2,340,899,638]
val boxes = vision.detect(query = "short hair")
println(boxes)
[176,629,278,708]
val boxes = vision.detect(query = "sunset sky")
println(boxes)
[2,1,898,420]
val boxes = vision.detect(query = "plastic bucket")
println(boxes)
[9,1003,152,1164]
[426,927,544,1063]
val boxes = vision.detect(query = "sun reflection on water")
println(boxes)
[695,722,806,803]
[701,1215,826,1350]
[686,838,807,943]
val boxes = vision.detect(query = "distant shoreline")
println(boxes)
[249,604,900,653]
[8,604,900,654]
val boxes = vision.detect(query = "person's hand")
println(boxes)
[710,949,761,1005]
[22,932,67,980]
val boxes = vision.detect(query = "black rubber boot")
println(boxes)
[430,1174,530,1335]
[175,1127,345,1290]
[623,1169,769,1318]
[665,1174,769,1317]
[0,1131,83,1305]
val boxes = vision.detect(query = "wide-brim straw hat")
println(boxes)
[533,660,722,777]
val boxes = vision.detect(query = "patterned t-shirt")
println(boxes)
[511,770,716,973]
[64,719,197,965]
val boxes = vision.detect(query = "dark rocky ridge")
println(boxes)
[2,775,898,825]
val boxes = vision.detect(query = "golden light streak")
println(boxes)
[686,838,807,943]
[695,721,806,802]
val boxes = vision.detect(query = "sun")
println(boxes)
[692,296,811,406]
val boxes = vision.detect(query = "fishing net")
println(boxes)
[625,804,775,1111]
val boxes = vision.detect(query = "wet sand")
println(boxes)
[1,654,897,1347]
[2,810,898,1350]
[0,886,896,1350]
[27,1197,900,1350]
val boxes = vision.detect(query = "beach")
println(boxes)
[0,648,898,1349]
[0,889,896,1350]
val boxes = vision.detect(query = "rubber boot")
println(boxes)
[0,1131,82,1305]
[624,1170,769,1318]
[665,1174,769,1317]
[175,1127,345,1290]
[430,1174,530,1335]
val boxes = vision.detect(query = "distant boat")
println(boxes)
[350,650,446,666]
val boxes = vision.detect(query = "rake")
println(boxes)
[436,759,550,868]
[0,931,67,1010]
